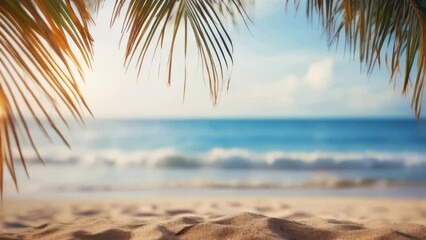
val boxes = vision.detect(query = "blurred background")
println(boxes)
[4,0,426,200]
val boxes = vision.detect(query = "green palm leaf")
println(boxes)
[0,0,94,194]
[111,0,249,103]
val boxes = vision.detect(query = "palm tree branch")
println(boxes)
[0,0,94,194]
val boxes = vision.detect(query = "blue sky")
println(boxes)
[83,0,417,118]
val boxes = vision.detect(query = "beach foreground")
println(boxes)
[1,197,425,240]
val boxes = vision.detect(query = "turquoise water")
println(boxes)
[69,119,426,152]
[5,118,426,199]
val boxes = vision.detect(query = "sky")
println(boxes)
[82,0,418,119]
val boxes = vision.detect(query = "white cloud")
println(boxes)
[216,57,405,117]
[216,58,334,115]
[304,58,333,90]
[251,0,284,17]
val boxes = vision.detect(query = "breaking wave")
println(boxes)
[22,148,426,170]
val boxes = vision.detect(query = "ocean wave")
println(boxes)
[39,178,426,192]
[21,148,426,170]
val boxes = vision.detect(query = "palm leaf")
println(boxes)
[111,0,249,103]
[0,0,94,194]
[295,0,426,118]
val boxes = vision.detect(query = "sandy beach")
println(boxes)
[1,196,425,240]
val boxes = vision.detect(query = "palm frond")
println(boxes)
[86,0,105,12]
[111,0,249,103]
[295,0,426,118]
[0,0,94,194]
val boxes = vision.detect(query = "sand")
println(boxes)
[0,197,425,240]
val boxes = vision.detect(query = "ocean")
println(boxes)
[5,118,426,199]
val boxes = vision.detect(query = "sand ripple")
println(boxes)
[1,197,425,240]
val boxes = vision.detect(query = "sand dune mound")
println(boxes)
[1,212,425,240]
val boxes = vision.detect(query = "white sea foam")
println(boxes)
[19,147,426,170]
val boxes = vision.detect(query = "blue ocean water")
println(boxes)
[69,118,426,152]
[5,118,426,199]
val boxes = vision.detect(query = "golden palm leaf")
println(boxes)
[0,0,94,194]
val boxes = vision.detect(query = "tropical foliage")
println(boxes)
[302,0,426,118]
[0,0,425,194]
[0,0,94,194]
